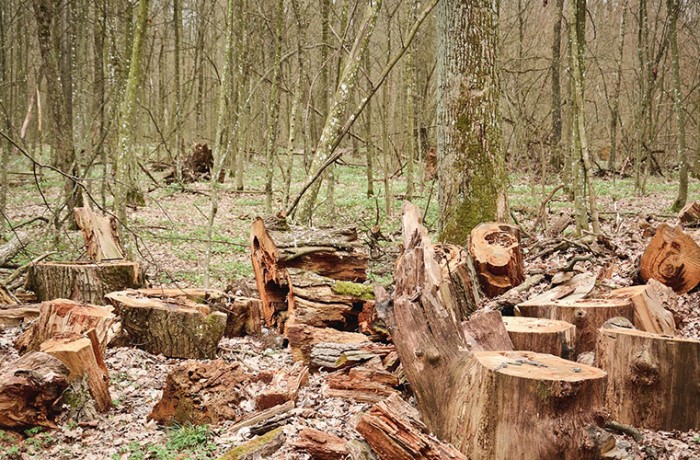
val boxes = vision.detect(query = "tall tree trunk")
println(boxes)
[94,0,107,209]
[608,0,628,171]
[550,0,564,171]
[363,52,374,198]
[0,6,10,234]
[436,0,507,244]
[115,0,150,244]
[264,0,285,213]
[405,0,418,201]
[173,0,183,183]
[635,0,651,194]
[669,0,687,211]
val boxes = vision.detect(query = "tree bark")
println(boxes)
[502,316,576,359]
[669,0,688,212]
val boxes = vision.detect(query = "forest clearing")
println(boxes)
[1,0,700,459]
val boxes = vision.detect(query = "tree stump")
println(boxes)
[639,223,700,294]
[518,298,634,355]
[0,352,70,429]
[468,222,525,297]
[105,290,226,359]
[385,202,609,459]
[597,325,700,431]
[219,297,263,337]
[461,310,514,352]
[40,332,112,413]
[27,261,142,304]
[602,282,676,335]
[677,201,700,224]
[73,207,124,261]
[434,244,481,320]
[502,316,576,359]
[15,299,116,355]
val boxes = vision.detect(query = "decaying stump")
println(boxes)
[164,143,222,183]
[286,323,369,364]
[602,281,676,335]
[27,261,142,304]
[40,332,112,413]
[461,310,514,352]
[325,365,400,403]
[434,244,481,320]
[385,202,607,459]
[0,352,70,429]
[356,393,466,460]
[518,298,634,354]
[105,290,226,359]
[15,299,115,355]
[597,323,700,431]
[678,201,700,224]
[220,297,263,337]
[502,316,576,359]
[468,222,525,297]
[639,223,700,294]
[73,207,124,261]
[149,359,251,425]
[250,217,368,326]
[255,363,308,410]
[292,428,349,460]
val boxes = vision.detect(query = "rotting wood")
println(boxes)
[27,261,142,304]
[15,299,115,355]
[293,428,349,460]
[434,243,481,320]
[502,316,576,359]
[309,342,394,371]
[218,426,286,460]
[355,393,466,460]
[286,323,369,365]
[469,222,525,297]
[228,400,296,435]
[639,223,700,294]
[596,323,700,431]
[40,332,112,413]
[73,207,124,261]
[325,365,400,403]
[677,201,700,224]
[0,352,70,429]
[385,202,608,458]
[255,362,308,410]
[105,290,226,359]
[0,304,40,328]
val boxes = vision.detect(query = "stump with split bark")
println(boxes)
[602,282,676,335]
[0,352,70,429]
[106,290,226,359]
[27,261,142,304]
[469,222,525,297]
[73,207,124,261]
[678,201,700,224]
[597,324,700,431]
[639,223,700,294]
[502,316,576,359]
[384,202,608,459]
[434,244,481,320]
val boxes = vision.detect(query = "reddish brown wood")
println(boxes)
[469,222,525,297]
[255,363,308,410]
[325,366,400,403]
[639,223,700,294]
[293,428,349,460]
[286,323,369,364]
[461,310,514,352]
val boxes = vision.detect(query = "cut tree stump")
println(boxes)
[250,217,368,326]
[434,244,481,319]
[15,299,116,355]
[518,298,634,355]
[220,297,263,337]
[105,290,226,359]
[0,352,70,429]
[469,222,525,297]
[27,261,142,304]
[461,310,514,352]
[292,428,349,460]
[502,316,576,359]
[40,332,112,413]
[678,201,700,224]
[73,207,124,261]
[384,202,608,459]
[286,323,369,365]
[597,324,700,431]
[639,223,700,294]
[602,281,676,335]
[149,359,252,425]
[356,393,467,460]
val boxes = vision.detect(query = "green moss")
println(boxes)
[536,381,550,402]
[217,427,285,460]
[332,281,374,300]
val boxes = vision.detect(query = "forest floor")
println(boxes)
[1,155,700,459]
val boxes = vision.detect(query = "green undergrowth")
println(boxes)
[110,424,216,460]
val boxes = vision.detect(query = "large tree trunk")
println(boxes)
[0,352,70,429]
[436,0,506,243]
[597,323,700,431]
[27,261,142,304]
[385,203,608,458]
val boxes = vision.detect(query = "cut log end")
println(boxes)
[639,223,700,294]
[502,316,576,359]
[469,222,525,297]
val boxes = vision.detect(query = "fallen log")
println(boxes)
[293,429,349,460]
[602,281,676,335]
[40,332,112,413]
[105,290,226,359]
[286,323,369,365]
[0,230,29,266]
[518,298,634,355]
[385,202,608,458]
[149,359,251,425]
[0,352,70,429]
[325,365,400,403]
[309,342,394,371]
[15,299,116,355]
[597,323,700,431]
[502,316,576,359]
[73,207,124,261]
[355,393,466,460]
[27,261,142,304]
[469,222,525,297]
[639,223,700,294]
